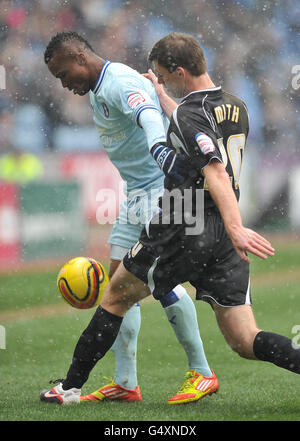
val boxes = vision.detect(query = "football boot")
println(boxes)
[40,379,80,405]
[80,378,142,402]
[168,369,219,405]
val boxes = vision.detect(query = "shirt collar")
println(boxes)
[181,86,222,101]
[92,60,111,94]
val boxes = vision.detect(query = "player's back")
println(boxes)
[204,89,249,201]
[168,87,249,203]
[89,62,167,193]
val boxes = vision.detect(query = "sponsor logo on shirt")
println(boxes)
[127,92,146,109]
[195,132,215,155]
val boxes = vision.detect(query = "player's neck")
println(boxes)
[186,72,216,94]
[89,53,106,89]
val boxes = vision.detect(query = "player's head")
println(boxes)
[148,33,207,98]
[44,31,97,96]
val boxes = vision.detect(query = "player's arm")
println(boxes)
[202,160,275,262]
[135,95,194,184]
[142,69,177,119]
[139,110,195,183]
[150,142,196,184]
[106,77,193,182]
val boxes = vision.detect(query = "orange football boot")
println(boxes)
[80,379,142,402]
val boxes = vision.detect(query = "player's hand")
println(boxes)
[167,152,197,184]
[228,226,275,263]
[151,144,196,184]
[142,69,165,98]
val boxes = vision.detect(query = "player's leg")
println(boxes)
[101,260,151,314]
[108,256,141,390]
[143,187,216,403]
[105,257,141,393]
[163,286,219,405]
[212,302,300,373]
[199,227,300,373]
[111,257,214,384]
[197,227,300,374]
[81,251,142,402]
[109,259,141,391]
[81,205,145,402]
[103,261,215,404]
[160,285,212,378]
[212,303,261,359]
[40,261,149,404]
[112,194,214,384]
[122,239,219,405]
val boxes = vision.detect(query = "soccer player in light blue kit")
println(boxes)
[43,31,218,405]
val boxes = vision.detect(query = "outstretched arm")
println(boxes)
[203,160,275,263]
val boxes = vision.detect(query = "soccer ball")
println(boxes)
[57,257,109,309]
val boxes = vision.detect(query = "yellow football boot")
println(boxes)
[168,369,219,405]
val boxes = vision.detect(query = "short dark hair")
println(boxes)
[148,32,207,76]
[44,31,94,64]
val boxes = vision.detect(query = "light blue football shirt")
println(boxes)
[89,61,169,193]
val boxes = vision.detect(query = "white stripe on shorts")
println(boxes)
[245,277,251,305]
[147,257,159,294]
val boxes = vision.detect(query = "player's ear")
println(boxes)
[176,67,185,77]
[76,53,87,66]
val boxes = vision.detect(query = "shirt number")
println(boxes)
[217,134,246,189]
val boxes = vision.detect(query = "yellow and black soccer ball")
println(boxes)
[57,257,109,309]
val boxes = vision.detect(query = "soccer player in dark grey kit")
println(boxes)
[41,32,300,405]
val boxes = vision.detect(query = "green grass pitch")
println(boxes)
[1,241,300,422]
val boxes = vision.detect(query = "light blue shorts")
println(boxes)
[108,185,164,260]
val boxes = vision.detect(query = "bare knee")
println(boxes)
[101,279,128,312]
[101,260,133,311]
[212,303,261,360]
[227,332,259,360]
[101,262,150,316]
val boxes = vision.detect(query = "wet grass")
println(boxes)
[0,242,300,424]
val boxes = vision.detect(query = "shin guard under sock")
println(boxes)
[111,304,141,389]
[62,306,123,389]
[253,331,300,374]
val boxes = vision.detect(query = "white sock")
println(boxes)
[161,286,212,377]
[111,303,141,389]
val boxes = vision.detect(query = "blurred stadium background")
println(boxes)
[0,0,299,271]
